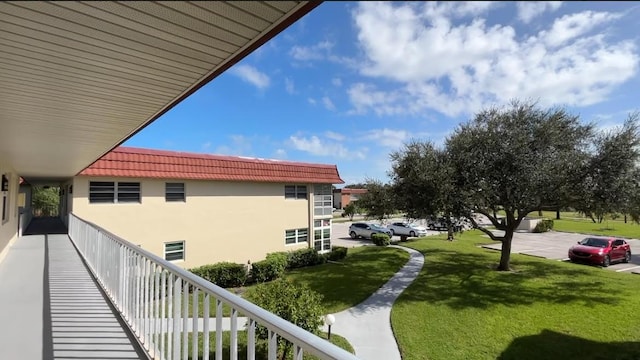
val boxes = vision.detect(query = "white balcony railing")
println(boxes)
[68,213,359,360]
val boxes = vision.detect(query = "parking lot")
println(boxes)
[331,218,443,248]
[481,231,640,274]
[330,218,640,274]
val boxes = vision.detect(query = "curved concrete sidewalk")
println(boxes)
[322,245,425,360]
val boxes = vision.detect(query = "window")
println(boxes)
[166,183,185,202]
[313,218,331,251]
[285,185,307,200]
[314,184,333,217]
[117,182,140,203]
[89,181,140,203]
[1,194,7,224]
[285,228,308,245]
[164,241,185,261]
[89,181,114,203]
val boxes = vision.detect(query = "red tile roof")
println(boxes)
[79,147,344,184]
[341,188,367,194]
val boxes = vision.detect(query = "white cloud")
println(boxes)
[349,2,638,117]
[201,141,212,150]
[307,98,317,105]
[214,135,254,156]
[322,96,336,111]
[289,135,366,159]
[332,77,343,87]
[542,11,621,47]
[325,131,346,141]
[362,128,409,148]
[274,148,287,158]
[284,77,295,94]
[289,40,334,61]
[231,64,270,89]
[517,1,562,24]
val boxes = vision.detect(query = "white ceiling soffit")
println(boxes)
[0,1,320,181]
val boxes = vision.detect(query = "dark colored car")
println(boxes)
[568,237,632,267]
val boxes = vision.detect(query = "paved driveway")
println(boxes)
[481,231,640,274]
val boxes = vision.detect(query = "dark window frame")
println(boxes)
[285,185,307,200]
[165,182,185,202]
[89,181,140,204]
[164,241,185,261]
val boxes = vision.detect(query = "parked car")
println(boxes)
[426,217,468,232]
[568,237,632,267]
[426,217,448,231]
[387,222,427,237]
[349,222,392,239]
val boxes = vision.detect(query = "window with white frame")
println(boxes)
[284,185,307,200]
[314,184,333,217]
[164,241,185,261]
[89,181,140,203]
[313,218,331,251]
[285,228,309,245]
[165,182,185,202]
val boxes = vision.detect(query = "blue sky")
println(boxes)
[124,1,640,187]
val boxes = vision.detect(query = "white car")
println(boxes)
[387,222,428,237]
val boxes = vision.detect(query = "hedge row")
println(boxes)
[533,219,554,233]
[372,233,391,246]
[189,246,349,287]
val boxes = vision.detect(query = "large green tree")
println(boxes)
[572,113,640,223]
[390,141,468,240]
[32,186,60,216]
[356,180,396,222]
[446,101,595,270]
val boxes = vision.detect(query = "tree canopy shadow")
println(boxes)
[497,329,640,360]
[397,248,628,310]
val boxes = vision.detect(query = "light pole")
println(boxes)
[324,314,336,340]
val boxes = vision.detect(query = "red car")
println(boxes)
[568,237,632,267]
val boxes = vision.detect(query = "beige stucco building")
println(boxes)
[62,146,343,269]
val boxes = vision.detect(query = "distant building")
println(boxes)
[333,188,367,210]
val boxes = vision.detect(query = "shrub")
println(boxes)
[287,248,325,269]
[189,262,247,288]
[325,246,348,261]
[244,278,325,359]
[250,253,288,283]
[371,233,391,246]
[533,219,554,233]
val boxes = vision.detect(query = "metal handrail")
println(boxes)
[68,213,359,360]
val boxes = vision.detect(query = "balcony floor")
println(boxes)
[0,218,148,360]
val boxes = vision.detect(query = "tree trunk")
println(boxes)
[447,225,454,241]
[538,209,543,217]
[497,229,514,271]
[556,209,560,220]
[624,214,627,223]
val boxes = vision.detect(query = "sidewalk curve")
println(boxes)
[322,244,425,360]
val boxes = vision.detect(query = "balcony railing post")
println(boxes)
[172,276,182,360]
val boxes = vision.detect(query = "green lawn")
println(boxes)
[186,245,409,317]
[552,218,640,239]
[286,246,410,313]
[493,210,640,238]
[392,231,640,360]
